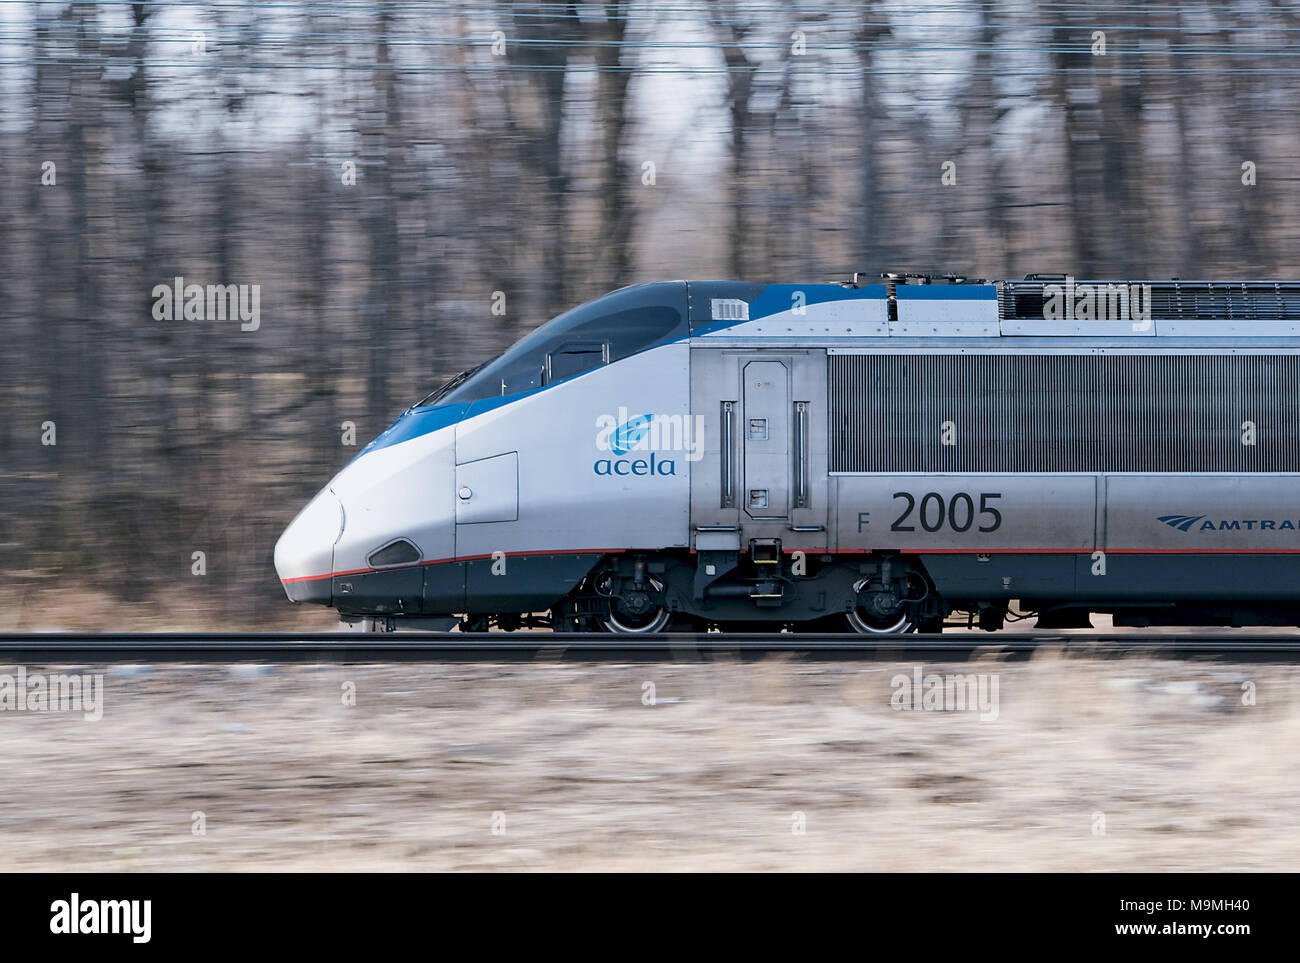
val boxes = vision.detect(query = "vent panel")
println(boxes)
[829,353,1300,473]
[367,539,422,568]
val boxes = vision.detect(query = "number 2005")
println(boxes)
[891,491,1003,533]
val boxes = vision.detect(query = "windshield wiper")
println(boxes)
[412,362,487,410]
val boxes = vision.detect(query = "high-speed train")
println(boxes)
[275,274,1300,632]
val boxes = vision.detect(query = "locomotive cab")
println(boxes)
[274,283,691,628]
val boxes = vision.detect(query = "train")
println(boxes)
[274,273,1300,632]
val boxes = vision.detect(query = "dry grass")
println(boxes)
[0,585,339,633]
[1,653,1297,871]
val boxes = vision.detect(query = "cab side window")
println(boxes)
[426,285,687,407]
[545,341,608,384]
[499,362,544,396]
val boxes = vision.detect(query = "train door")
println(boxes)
[740,360,790,520]
[690,349,828,553]
[453,449,521,612]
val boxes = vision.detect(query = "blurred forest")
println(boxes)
[3,0,1300,625]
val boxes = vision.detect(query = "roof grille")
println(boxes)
[999,280,1300,322]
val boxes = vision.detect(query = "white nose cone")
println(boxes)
[274,488,344,583]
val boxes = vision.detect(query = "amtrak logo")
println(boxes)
[1157,514,1206,532]
[1159,512,1300,532]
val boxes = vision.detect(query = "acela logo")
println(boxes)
[593,407,705,476]
[610,413,654,456]
[1159,512,1300,532]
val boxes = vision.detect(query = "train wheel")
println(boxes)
[845,610,913,634]
[600,575,672,634]
[845,578,915,634]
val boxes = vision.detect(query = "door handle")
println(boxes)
[793,401,809,508]
[721,400,736,508]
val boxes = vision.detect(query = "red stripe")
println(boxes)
[283,544,1300,584]
[824,547,1091,555]
[827,547,1300,555]
[1101,547,1300,555]
[280,546,661,584]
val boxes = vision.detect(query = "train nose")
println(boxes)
[274,488,344,603]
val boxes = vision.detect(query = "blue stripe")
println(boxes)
[359,355,624,457]
[357,403,471,457]
[360,390,547,457]
[694,283,887,335]
[463,391,538,419]
[895,285,997,300]
[749,283,887,321]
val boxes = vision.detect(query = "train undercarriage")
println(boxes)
[437,551,968,634]
[545,551,951,634]
[415,550,1300,635]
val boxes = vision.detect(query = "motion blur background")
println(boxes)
[2,0,1297,626]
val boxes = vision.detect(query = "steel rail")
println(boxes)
[1,632,1299,662]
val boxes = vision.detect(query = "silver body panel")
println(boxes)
[831,475,1098,553]
[453,342,691,562]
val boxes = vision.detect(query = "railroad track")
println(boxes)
[2,632,1300,662]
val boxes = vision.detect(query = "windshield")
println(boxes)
[411,282,687,409]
